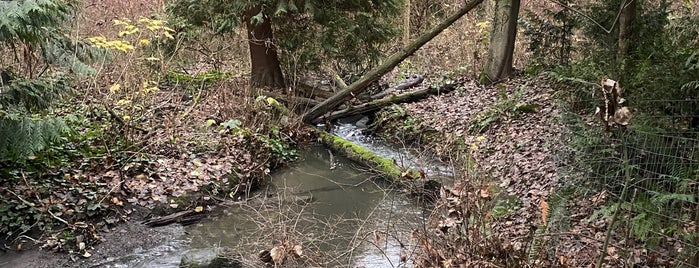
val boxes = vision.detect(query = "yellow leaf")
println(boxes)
[205,119,217,127]
[109,83,121,93]
[476,135,486,142]
[194,206,203,213]
[122,115,131,121]
[138,39,151,46]
[163,32,174,40]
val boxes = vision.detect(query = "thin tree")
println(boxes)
[483,0,521,84]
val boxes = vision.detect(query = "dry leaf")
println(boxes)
[614,107,632,126]
[292,244,303,257]
[540,199,550,225]
[194,206,203,212]
[270,246,287,264]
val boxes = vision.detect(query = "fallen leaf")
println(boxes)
[270,246,286,264]
[194,206,203,212]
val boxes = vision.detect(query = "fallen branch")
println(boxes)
[318,82,458,123]
[301,0,483,123]
[371,74,424,99]
[142,209,206,227]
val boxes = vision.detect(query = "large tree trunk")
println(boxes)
[483,0,520,84]
[617,0,636,60]
[301,0,484,123]
[245,7,285,89]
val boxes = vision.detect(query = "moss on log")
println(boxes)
[265,97,421,181]
[316,131,421,181]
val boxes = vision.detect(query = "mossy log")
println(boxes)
[265,97,421,182]
[316,131,421,181]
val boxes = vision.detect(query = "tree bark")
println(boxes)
[617,0,636,60]
[301,0,484,123]
[245,7,285,89]
[403,0,411,46]
[483,0,520,84]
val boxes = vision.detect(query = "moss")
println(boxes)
[317,131,421,181]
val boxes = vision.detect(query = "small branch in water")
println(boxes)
[328,149,336,170]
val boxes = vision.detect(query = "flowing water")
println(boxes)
[1,123,447,267]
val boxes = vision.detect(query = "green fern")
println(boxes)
[0,0,104,160]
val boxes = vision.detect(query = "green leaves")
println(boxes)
[167,0,404,75]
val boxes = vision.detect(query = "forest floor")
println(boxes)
[0,76,309,267]
[372,74,565,265]
[374,73,682,267]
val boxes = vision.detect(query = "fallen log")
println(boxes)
[301,0,484,123]
[371,74,424,99]
[263,97,421,181]
[318,82,458,123]
[316,131,421,181]
[142,209,207,227]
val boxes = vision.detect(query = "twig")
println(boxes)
[47,210,71,227]
[2,188,36,208]
[547,0,628,34]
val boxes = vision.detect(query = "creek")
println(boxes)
[0,123,449,267]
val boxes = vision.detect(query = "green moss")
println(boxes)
[318,131,420,180]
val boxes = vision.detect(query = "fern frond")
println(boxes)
[0,74,68,112]
[0,113,66,159]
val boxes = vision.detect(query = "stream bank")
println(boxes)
[0,142,430,267]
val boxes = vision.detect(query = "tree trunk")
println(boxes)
[483,0,520,84]
[403,0,411,46]
[617,0,636,60]
[245,7,285,89]
[301,0,484,123]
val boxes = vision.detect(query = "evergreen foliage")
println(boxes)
[167,0,403,78]
[0,0,104,159]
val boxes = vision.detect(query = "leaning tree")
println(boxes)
[167,0,404,89]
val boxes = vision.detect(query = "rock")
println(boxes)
[355,116,370,128]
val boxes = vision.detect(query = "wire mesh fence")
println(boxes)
[551,97,699,267]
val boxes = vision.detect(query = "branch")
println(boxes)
[547,0,632,34]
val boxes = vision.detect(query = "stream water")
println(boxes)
[1,123,447,267]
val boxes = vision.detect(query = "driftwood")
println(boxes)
[301,0,484,123]
[142,209,207,227]
[318,82,458,123]
[371,74,424,99]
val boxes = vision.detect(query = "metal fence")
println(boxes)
[550,98,699,267]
